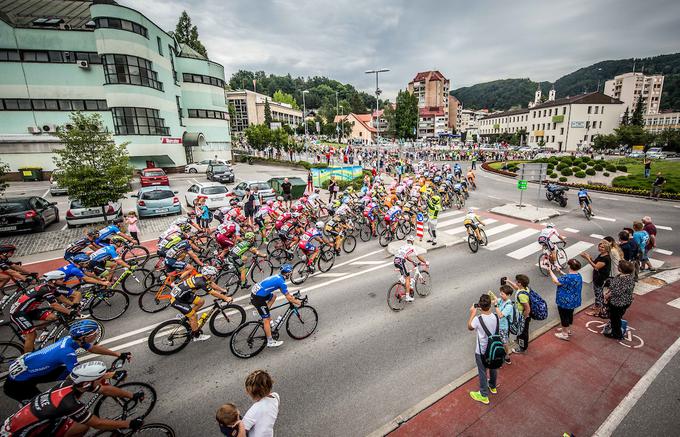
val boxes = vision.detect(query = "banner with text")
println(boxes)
[311,166,363,187]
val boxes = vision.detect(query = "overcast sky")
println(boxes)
[121,0,680,99]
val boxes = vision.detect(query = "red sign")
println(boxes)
[161,137,182,144]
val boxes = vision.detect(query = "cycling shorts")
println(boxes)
[215,233,234,249]
[90,261,108,276]
[277,230,291,241]
[170,295,201,315]
[250,294,271,319]
[10,309,51,334]
[254,216,265,228]
[325,227,340,237]
[578,197,590,206]
[298,241,317,253]
[394,258,409,277]
[164,258,187,272]
[463,220,478,230]
[228,254,244,268]
[63,252,85,263]
[538,236,555,251]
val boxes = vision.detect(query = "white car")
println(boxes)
[185,182,231,210]
[66,200,122,228]
[185,159,230,174]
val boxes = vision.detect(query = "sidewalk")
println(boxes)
[383,277,680,437]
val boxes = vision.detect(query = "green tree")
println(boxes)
[0,158,9,195]
[394,90,418,140]
[382,103,396,138]
[614,124,651,148]
[349,92,366,113]
[621,107,630,126]
[592,133,619,150]
[631,98,645,126]
[173,11,207,57]
[53,113,132,222]
[654,128,680,152]
[244,124,272,151]
[263,99,272,127]
[273,90,300,109]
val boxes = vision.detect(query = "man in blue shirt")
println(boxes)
[94,224,134,247]
[250,264,302,348]
[3,319,130,404]
[88,237,130,281]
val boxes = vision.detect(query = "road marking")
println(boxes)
[593,335,680,437]
[656,225,673,231]
[668,297,680,309]
[598,196,617,200]
[483,223,517,237]
[316,272,349,278]
[654,249,673,256]
[564,241,594,258]
[487,195,501,200]
[507,242,542,260]
[590,234,605,240]
[592,215,616,222]
[563,228,579,233]
[438,210,464,219]
[351,261,387,265]
[485,228,539,251]
[437,217,464,228]
[443,219,498,236]
[650,258,664,269]
[41,189,50,198]
[60,224,68,231]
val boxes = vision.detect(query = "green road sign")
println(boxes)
[517,180,528,190]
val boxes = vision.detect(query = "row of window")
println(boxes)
[0,49,102,64]
[94,17,148,38]
[102,54,163,91]
[111,107,169,136]
[182,73,225,88]
[187,109,228,120]
[0,98,107,111]
[586,106,605,115]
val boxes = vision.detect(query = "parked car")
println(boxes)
[66,200,122,228]
[0,197,59,234]
[185,159,230,174]
[139,168,169,187]
[49,169,68,196]
[230,181,277,202]
[627,151,645,158]
[185,182,231,210]
[206,163,235,183]
[133,186,181,218]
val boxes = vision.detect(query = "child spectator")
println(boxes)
[216,403,244,437]
[491,284,515,365]
[242,370,279,437]
[125,211,140,244]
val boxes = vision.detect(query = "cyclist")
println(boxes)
[3,361,145,436]
[228,232,266,289]
[4,320,129,404]
[384,203,402,235]
[58,253,111,295]
[215,219,241,258]
[87,236,130,282]
[425,189,442,246]
[538,223,567,269]
[393,236,428,302]
[162,238,204,277]
[324,215,346,256]
[453,163,462,179]
[363,198,379,237]
[170,265,232,342]
[298,222,330,273]
[463,208,486,242]
[63,230,98,263]
[0,244,35,291]
[466,168,476,189]
[577,188,594,216]
[94,223,135,247]
[250,264,302,348]
[254,201,277,244]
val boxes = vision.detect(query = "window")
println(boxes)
[157,37,163,56]
[1,98,107,111]
[594,106,599,114]
[95,17,148,38]
[0,49,100,64]
[599,121,603,128]
[176,96,183,125]
[562,107,566,115]
[587,106,592,114]
[0,49,20,61]
[182,73,225,89]
[111,107,169,135]
[560,127,564,135]
[586,121,590,129]
[601,106,604,114]
[102,54,162,91]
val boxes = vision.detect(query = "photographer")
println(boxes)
[467,294,498,405]
[506,274,531,353]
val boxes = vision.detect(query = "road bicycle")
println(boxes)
[217,255,274,295]
[92,424,176,436]
[0,337,23,381]
[581,202,593,220]
[230,292,318,359]
[538,240,568,276]
[290,244,336,285]
[102,262,151,296]
[120,241,151,267]
[267,236,302,267]
[79,284,130,321]
[0,277,35,323]
[379,217,411,247]
[466,224,488,253]
[147,300,246,355]
[387,264,431,311]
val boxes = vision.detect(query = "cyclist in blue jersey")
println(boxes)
[88,237,130,282]
[577,188,594,216]
[64,230,99,262]
[3,320,130,404]
[250,264,302,348]
[94,224,134,247]
[56,254,112,303]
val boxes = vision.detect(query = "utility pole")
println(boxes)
[302,90,309,149]
[336,91,340,144]
[365,68,389,146]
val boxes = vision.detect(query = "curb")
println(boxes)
[489,208,561,223]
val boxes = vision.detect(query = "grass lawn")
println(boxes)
[488,161,527,170]
[610,158,680,194]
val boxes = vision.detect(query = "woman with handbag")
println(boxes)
[603,260,635,339]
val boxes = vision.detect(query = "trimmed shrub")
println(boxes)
[606,165,617,172]
[550,172,558,178]
[559,176,568,182]
[575,171,586,178]
[585,168,596,176]
[572,166,581,173]
[617,165,628,172]
[547,164,554,171]
[571,158,582,165]
[556,163,568,171]
[593,164,604,171]
[603,172,610,177]
[561,167,573,176]
[579,162,588,169]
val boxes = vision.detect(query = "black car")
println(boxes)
[0,197,60,233]
[207,164,235,183]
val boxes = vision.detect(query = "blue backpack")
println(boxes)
[518,288,548,321]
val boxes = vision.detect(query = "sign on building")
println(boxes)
[570,121,586,128]
[161,137,182,144]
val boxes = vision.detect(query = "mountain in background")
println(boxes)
[451,53,680,112]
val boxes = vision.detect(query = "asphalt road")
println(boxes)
[1,164,678,435]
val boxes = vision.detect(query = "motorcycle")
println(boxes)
[545,183,569,207]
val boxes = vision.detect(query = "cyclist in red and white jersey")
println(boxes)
[538,223,567,268]
[393,236,428,302]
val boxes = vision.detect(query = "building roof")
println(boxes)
[178,43,207,60]
[0,0,109,29]
[410,70,447,83]
[480,107,529,120]
[419,106,445,117]
[532,92,623,110]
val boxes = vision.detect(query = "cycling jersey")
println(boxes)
[163,240,191,260]
[88,245,118,263]
[10,284,68,315]
[463,213,480,225]
[251,274,288,300]
[539,228,558,240]
[56,264,85,283]
[578,189,589,199]
[64,237,91,256]
[299,229,322,252]
[9,336,91,383]
[94,225,120,246]
[159,225,181,241]
[217,221,239,236]
[230,240,252,257]
[394,244,416,260]
[385,206,401,222]
[171,274,212,303]
[335,204,351,216]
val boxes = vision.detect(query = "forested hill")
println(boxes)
[451,53,680,112]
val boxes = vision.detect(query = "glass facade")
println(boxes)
[95,17,148,38]
[111,107,169,135]
[102,54,163,91]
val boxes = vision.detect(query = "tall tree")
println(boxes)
[349,92,366,113]
[621,107,630,126]
[53,113,132,222]
[631,98,645,126]
[174,11,208,57]
[273,90,300,109]
[0,158,9,196]
[394,90,418,140]
[263,99,272,127]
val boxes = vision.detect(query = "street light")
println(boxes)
[302,90,309,148]
[365,68,389,146]
[596,67,603,92]
[335,91,340,144]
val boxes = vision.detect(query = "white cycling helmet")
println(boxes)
[43,270,66,281]
[546,223,555,228]
[70,361,107,384]
[174,217,190,226]
[315,221,324,229]
[201,265,218,276]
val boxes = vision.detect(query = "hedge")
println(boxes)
[617,165,628,172]
[579,162,588,169]
[321,175,364,191]
[572,166,581,173]
[605,165,617,172]
[559,177,568,182]
[550,172,558,178]
[557,163,568,171]
[594,164,604,171]
[571,158,582,166]
[603,172,610,177]
[585,168,596,176]
[575,171,586,178]
[561,168,573,176]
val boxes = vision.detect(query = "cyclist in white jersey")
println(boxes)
[538,223,566,268]
[393,236,428,302]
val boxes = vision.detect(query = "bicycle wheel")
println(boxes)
[478,228,488,246]
[538,253,551,276]
[87,289,129,321]
[359,224,372,242]
[123,245,150,266]
[142,253,160,270]
[415,271,432,297]
[342,235,357,254]
[290,261,309,285]
[556,247,568,266]
[229,321,267,359]
[285,305,318,339]
[122,268,151,295]
[317,247,335,273]
[467,234,479,253]
[250,259,273,283]
[138,286,171,313]
[142,269,160,288]
[379,229,392,247]
[269,248,289,267]
[209,304,246,337]
[94,382,157,420]
[387,282,407,311]
[0,341,23,382]
[148,319,192,355]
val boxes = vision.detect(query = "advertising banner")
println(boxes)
[311,166,363,187]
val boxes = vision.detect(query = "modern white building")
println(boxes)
[643,111,680,134]
[478,92,624,151]
[604,72,664,115]
[459,109,489,133]
[225,89,303,134]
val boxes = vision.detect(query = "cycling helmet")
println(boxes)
[276,196,283,201]
[280,263,293,274]
[201,265,218,276]
[43,270,66,281]
[69,319,100,338]
[244,232,255,241]
[342,197,349,204]
[72,253,90,264]
[266,200,274,207]
[86,229,98,237]
[546,223,555,228]
[70,361,107,384]
[0,244,16,254]
[229,198,239,206]
[406,236,414,244]
[333,200,341,208]
[315,221,324,230]
[174,217,190,226]
[110,236,126,244]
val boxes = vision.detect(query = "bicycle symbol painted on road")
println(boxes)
[585,320,644,349]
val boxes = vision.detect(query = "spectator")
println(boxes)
[243,188,255,226]
[604,236,623,277]
[196,197,212,231]
[506,274,531,354]
[581,240,611,318]
[306,170,314,194]
[242,370,280,437]
[328,177,338,202]
[280,178,292,208]
[491,284,515,365]
[604,260,636,339]
[549,259,583,340]
[619,229,640,281]
[124,211,140,244]
[216,403,244,437]
[467,294,498,405]
[641,216,657,272]
[650,172,666,200]
[632,221,650,273]
[643,156,652,178]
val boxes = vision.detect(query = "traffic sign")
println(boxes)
[517,180,528,190]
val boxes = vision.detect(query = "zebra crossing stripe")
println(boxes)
[564,241,594,258]
[507,242,543,260]
[590,234,605,240]
[442,219,498,236]
[438,210,465,220]
[438,218,464,228]
[592,216,616,222]
[485,228,539,251]
[483,223,517,237]
[656,225,673,231]
[655,249,673,256]
[564,228,579,233]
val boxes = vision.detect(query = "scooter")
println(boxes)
[545,183,569,207]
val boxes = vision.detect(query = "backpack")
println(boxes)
[518,288,548,321]
[508,300,525,336]
[478,315,505,369]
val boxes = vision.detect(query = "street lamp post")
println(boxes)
[302,90,309,149]
[365,68,389,146]
[596,67,603,92]
[335,91,340,144]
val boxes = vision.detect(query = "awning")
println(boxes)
[129,155,176,169]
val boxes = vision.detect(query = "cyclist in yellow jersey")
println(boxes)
[463,208,485,242]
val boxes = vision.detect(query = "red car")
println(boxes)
[140,168,169,187]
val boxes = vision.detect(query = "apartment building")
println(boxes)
[478,92,623,151]
[459,109,489,133]
[0,0,231,172]
[448,95,462,132]
[407,70,451,138]
[225,89,303,134]
[643,111,680,134]
[604,72,664,115]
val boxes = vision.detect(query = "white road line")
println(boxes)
[668,297,680,309]
[650,258,664,269]
[563,228,579,233]
[654,249,673,256]
[41,189,50,198]
[564,241,594,258]
[656,225,673,231]
[483,223,517,237]
[351,260,387,265]
[590,234,606,240]
[485,228,539,251]
[437,218,463,228]
[316,272,349,278]
[443,219,498,236]
[60,224,68,231]
[507,242,543,260]
[593,215,616,222]
[487,195,501,200]
[438,210,465,220]
[593,335,680,437]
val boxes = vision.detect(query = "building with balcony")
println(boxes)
[643,111,680,134]
[225,89,303,134]
[407,70,452,138]
[478,92,623,151]
[604,72,664,115]
[0,0,231,174]
[448,95,462,132]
